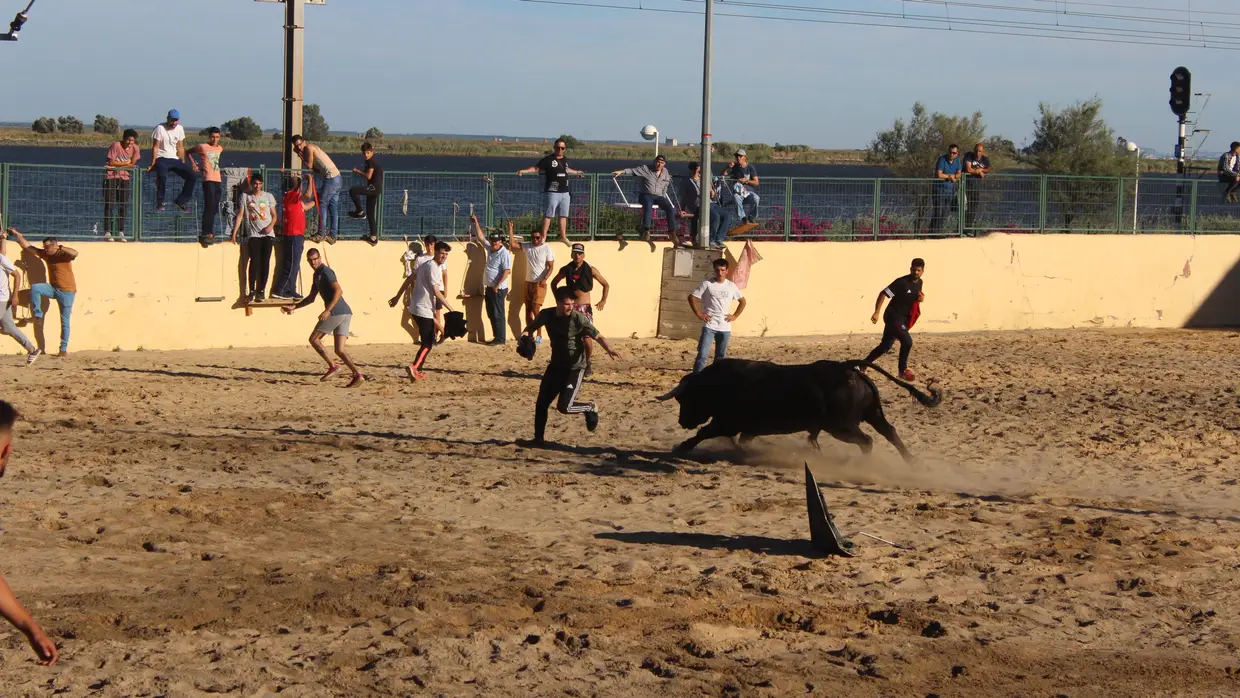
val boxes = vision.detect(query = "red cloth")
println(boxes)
[729,240,763,290]
[908,301,921,329]
[282,190,306,237]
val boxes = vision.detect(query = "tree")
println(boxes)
[93,114,120,135]
[1025,98,1129,230]
[303,103,329,140]
[222,117,263,141]
[56,116,85,134]
[364,127,384,140]
[866,102,987,177]
[31,117,56,134]
[558,134,580,149]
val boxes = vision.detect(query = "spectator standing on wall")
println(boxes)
[517,138,584,247]
[292,135,342,244]
[272,174,314,301]
[189,127,225,247]
[509,223,556,344]
[348,141,384,245]
[230,173,279,303]
[472,215,513,346]
[929,145,962,235]
[6,228,76,357]
[721,149,760,223]
[103,129,140,242]
[1218,141,1240,203]
[680,162,730,249]
[282,248,364,388]
[147,109,197,213]
[862,258,925,381]
[962,142,991,234]
[611,155,677,242]
[688,257,745,374]
[0,233,39,365]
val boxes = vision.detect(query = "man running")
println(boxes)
[522,286,622,447]
[282,248,364,387]
[291,134,342,243]
[0,401,60,666]
[550,242,609,374]
[189,127,224,246]
[862,257,925,381]
[517,138,584,246]
[388,241,456,381]
[412,235,450,342]
[0,232,39,365]
[7,228,76,356]
[348,141,383,245]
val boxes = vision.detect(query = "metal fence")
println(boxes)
[2,163,1238,241]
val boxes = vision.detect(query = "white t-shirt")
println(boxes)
[0,255,15,304]
[151,123,186,160]
[410,259,443,319]
[691,278,744,333]
[521,242,555,282]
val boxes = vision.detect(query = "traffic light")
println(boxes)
[1169,66,1191,117]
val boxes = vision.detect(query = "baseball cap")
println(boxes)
[167,109,180,120]
[571,243,585,254]
[734,148,747,156]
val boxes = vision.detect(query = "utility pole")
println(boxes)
[257,0,324,169]
[697,0,715,250]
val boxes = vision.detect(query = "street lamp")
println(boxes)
[0,0,36,42]
[640,125,659,159]
[1121,138,1140,233]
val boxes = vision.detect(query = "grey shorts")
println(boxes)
[543,192,570,218]
[313,313,352,337]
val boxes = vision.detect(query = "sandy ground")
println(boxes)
[0,328,1237,697]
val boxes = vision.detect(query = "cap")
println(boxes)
[488,232,504,243]
[167,109,181,120]
[571,243,585,254]
[734,148,747,156]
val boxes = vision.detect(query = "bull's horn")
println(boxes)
[654,378,688,402]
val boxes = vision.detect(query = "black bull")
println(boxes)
[655,359,941,461]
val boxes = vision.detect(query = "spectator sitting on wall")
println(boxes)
[1219,141,1240,203]
[929,144,962,235]
[147,109,197,213]
[5,228,76,357]
[679,162,730,250]
[103,129,140,242]
[962,142,991,235]
[291,134,342,244]
[611,155,677,243]
[348,142,383,246]
[189,127,225,247]
[721,149,760,223]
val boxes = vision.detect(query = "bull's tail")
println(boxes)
[844,361,942,407]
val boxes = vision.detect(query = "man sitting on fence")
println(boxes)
[5,228,76,356]
[1219,141,1240,203]
[612,155,677,242]
[721,149,760,223]
[147,109,197,213]
[680,162,730,249]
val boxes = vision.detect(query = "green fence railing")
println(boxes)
[1,164,1237,242]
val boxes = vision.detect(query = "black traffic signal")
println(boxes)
[1170,66,1191,117]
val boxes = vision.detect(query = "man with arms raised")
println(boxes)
[517,138,584,246]
[472,215,513,345]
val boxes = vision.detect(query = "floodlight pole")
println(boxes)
[696,0,715,250]
[282,0,305,169]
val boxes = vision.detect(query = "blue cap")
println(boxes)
[167,109,180,120]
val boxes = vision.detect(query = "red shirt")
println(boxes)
[282,190,306,237]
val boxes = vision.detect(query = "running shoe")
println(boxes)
[406,364,427,382]
[346,373,365,388]
[901,369,916,381]
[26,349,41,366]
[585,410,599,433]
[320,364,341,381]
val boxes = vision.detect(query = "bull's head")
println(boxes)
[654,375,712,429]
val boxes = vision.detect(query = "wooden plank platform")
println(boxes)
[244,298,298,317]
[726,221,759,237]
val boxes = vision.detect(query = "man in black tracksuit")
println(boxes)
[863,258,925,380]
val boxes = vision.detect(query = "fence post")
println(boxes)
[377,172,384,240]
[0,163,7,228]
[588,173,598,241]
[783,177,792,241]
[485,174,494,231]
[1188,180,1198,233]
[1116,177,1126,233]
[1038,175,1048,232]
[957,176,965,237]
[872,179,881,241]
[133,166,143,241]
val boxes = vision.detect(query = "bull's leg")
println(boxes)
[866,410,913,462]
[807,430,822,450]
[674,422,738,454]
[738,434,756,447]
[827,426,873,455]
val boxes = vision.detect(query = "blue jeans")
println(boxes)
[710,202,733,246]
[638,192,677,232]
[318,175,343,238]
[485,286,508,343]
[30,283,74,352]
[693,327,730,373]
[274,235,304,298]
[154,157,198,207]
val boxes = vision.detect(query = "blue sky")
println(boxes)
[4,0,1236,154]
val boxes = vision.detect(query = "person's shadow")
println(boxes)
[459,239,491,343]
[397,241,424,342]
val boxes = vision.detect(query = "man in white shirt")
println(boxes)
[389,242,456,381]
[0,235,39,365]
[146,109,197,213]
[509,223,555,343]
[688,257,746,373]
[473,215,513,345]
